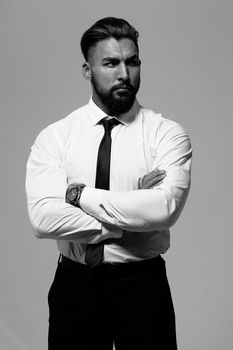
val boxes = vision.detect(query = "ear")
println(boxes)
[82,62,92,80]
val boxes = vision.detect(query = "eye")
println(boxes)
[104,60,118,67]
[127,58,141,67]
[106,62,116,67]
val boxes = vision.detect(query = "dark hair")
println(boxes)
[80,17,139,61]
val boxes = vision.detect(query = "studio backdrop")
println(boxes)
[1,1,232,349]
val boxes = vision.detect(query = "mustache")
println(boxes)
[111,83,133,91]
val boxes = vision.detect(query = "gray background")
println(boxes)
[1,0,233,349]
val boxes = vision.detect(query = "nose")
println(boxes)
[118,63,129,81]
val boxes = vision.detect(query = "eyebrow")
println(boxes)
[102,57,119,62]
[102,54,139,63]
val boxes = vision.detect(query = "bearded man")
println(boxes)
[26,17,192,350]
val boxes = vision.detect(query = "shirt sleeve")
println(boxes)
[80,121,192,232]
[25,126,122,242]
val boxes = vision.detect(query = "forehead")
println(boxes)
[89,38,138,63]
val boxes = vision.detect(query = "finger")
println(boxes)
[145,173,166,189]
[151,168,165,174]
[140,170,166,189]
[138,177,142,188]
[153,173,166,183]
[153,180,163,187]
[147,169,166,180]
[145,171,166,185]
[153,169,166,176]
[142,170,164,184]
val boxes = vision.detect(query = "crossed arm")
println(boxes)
[66,168,166,214]
[26,122,192,242]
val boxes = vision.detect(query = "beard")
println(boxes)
[91,76,140,116]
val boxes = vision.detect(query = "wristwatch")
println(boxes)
[66,184,86,207]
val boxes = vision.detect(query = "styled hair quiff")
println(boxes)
[80,17,139,61]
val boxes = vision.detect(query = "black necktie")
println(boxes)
[85,117,120,267]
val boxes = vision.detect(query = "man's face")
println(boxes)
[85,38,141,116]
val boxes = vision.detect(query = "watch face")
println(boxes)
[68,188,78,201]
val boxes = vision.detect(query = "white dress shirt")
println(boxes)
[26,97,192,264]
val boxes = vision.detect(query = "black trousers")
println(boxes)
[48,255,177,350]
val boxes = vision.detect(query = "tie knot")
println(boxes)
[101,117,121,133]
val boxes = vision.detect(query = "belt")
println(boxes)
[59,254,165,274]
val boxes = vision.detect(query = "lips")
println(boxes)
[113,85,131,91]
[116,87,130,90]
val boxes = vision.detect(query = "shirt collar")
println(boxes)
[87,96,140,126]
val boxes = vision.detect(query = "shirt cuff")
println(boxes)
[80,187,123,239]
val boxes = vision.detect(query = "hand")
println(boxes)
[138,169,166,189]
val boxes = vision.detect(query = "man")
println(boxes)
[26,17,192,350]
